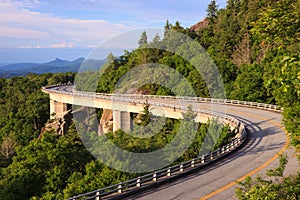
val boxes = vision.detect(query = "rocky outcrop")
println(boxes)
[71,107,113,135]
[190,18,209,32]
[99,109,113,134]
[43,110,73,136]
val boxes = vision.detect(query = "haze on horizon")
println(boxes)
[0,0,226,63]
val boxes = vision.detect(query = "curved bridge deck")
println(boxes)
[128,104,294,200]
[42,84,297,200]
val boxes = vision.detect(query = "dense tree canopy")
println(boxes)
[0,72,234,199]
[0,0,299,199]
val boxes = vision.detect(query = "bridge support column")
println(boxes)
[113,110,132,132]
[50,99,68,118]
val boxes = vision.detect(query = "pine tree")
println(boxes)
[165,20,170,30]
[172,21,183,31]
[152,33,160,44]
[232,33,252,67]
[138,31,148,47]
[207,0,218,22]
[139,100,151,126]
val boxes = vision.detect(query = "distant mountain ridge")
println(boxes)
[0,58,105,78]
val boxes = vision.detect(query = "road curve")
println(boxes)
[44,85,298,200]
[126,105,280,200]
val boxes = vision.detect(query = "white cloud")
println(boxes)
[0,0,228,49]
[87,44,98,48]
[0,25,50,39]
[49,42,74,48]
[18,42,75,49]
[18,45,42,48]
[0,1,132,48]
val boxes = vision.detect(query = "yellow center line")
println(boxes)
[198,109,289,200]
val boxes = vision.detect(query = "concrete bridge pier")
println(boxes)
[50,99,68,118]
[113,110,133,132]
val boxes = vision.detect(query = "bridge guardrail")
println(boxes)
[42,84,282,113]
[68,128,246,200]
[41,84,280,200]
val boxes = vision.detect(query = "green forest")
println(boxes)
[0,0,299,199]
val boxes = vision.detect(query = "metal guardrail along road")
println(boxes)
[42,84,285,200]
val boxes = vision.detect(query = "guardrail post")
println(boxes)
[191,159,195,167]
[136,178,141,187]
[95,191,100,200]
[201,156,205,164]
[231,142,234,149]
[222,147,225,154]
[153,173,157,182]
[180,164,184,172]
[235,140,238,146]
[210,153,213,160]
[118,184,122,193]
[167,167,171,176]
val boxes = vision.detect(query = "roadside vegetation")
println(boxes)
[0,0,299,199]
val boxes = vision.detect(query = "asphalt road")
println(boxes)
[127,105,298,200]
[46,85,299,200]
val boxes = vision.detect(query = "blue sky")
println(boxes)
[0,0,227,63]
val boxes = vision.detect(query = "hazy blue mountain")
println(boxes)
[0,58,106,78]
[0,63,39,71]
[0,63,10,67]
[44,58,84,67]
[0,72,30,78]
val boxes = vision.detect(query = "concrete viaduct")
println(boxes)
[42,84,239,134]
[42,84,297,200]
